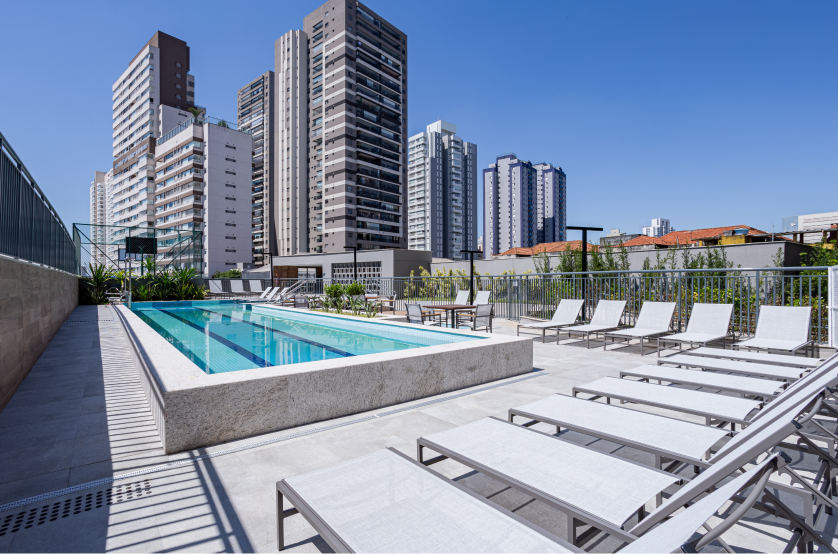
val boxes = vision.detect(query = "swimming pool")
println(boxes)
[130,301,482,374]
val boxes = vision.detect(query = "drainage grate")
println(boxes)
[0,480,151,536]
[66,320,113,323]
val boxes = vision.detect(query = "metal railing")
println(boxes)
[229,266,831,344]
[0,131,76,273]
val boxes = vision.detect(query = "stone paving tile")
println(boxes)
[4,384,87,409]
[0,469,70,507]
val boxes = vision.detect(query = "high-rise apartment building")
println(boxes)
[275,1,408,256]
[89,171,109,266]
[154,117,253,276]
[641,218,673,237]
[483,154,567,259]
[109,32,195,256]
[407,120,477,260]
[237,72,276,266]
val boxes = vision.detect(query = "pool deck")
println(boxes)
[0,304,836,552]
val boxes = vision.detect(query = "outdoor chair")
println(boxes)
[294,295,309,309]
[656,303,734,355]
[417,386,837,550]
[657,352,808,381]
[571,352,838,430]
[602,301,676,355]
[456,303,493,332]
[681,346,826,369]
[248,280,264,295]
[229,280,250,297]
[275,447,824,552]
[517,299,585,342]
[510,356,838,527]
[734,305,816,356]
[378,294,396,314]
[207,279,226,297]
[276,448,578,552]
[406,303,441,326]
[558,300,627,348]
[474,290,491,305]
[251,287,280,303]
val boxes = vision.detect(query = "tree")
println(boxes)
[532,252,551,274]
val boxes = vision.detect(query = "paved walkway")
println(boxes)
[0,308,835,552]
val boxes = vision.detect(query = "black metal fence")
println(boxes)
[216,266,831,344]
[0,131,76,273]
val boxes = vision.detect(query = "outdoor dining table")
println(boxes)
[429,304,477,329]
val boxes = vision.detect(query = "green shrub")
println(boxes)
[345,281,365,296]
[212,269,242,279]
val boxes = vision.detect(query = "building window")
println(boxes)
[176,62,182,68]
[175,94,182,99]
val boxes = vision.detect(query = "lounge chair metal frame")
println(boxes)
[276,447,578,552]
[733,305,818,357]
[557,300,627,349]
[654,303,736,356]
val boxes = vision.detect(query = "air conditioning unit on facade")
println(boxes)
[830,265,838,348]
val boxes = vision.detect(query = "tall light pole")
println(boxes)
[344,246,358,282]
[566,225,603,318]
[461,249,482,304]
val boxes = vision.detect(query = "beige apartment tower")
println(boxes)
[275,1,407,255]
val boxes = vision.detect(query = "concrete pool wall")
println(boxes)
[112,304,534,453]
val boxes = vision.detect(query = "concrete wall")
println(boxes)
[0,256,79,412]
[243,248,434,279]
[431,241,813,275]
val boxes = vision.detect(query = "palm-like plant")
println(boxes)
[83,263,115,304]
[142,256,156,276]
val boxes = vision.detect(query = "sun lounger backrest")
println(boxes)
[714,368,838,458]
[633,302,676,331]
[631,414,801,536]
[275,286,289,299]
[263,288,279,301]
[751,355,838,422]
[589,300,626,327]
[552,299,585,323]
[685,303,733,335]
[209,280,224,294]
[623,455,778,553]
[454,290,470,305]
[230,280,245,293]
[755,305,812,342]
[249,280,264,294]
[474,290,491,305]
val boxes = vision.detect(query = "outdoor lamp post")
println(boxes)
[461,249,482,304]
[344,246,358,282]
[566,226,603,318]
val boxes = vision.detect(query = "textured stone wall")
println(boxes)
[0,256,79,412]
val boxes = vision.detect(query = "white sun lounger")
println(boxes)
[422,394,838,549]
[207,279,226,297]
[558,300,627,348]
[603,301,676,355]
[620,365,786,398]
[418,417,681,547]
[734,305,816,356]
[251,287,280,303]
[658,353,806,381]
[276,448,578,552]
[249,280,265,295]
[683,346,825,369]
[474,290,491,305]
[656,303,734,355]
[517,299,585,342]
[514,364,838,526]
[573,377,762,426]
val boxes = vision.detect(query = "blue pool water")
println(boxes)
[131,300,482,374]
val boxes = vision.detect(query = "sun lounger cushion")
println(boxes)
[660,332,726,344]
[281,449,574,552]
[607,327,671,338]
[735,338,811,352]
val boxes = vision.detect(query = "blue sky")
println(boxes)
[1,0,835,244]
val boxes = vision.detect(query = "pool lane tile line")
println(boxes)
[158,308,271,368]
[194,307,356,358]
[0,369,546,513]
